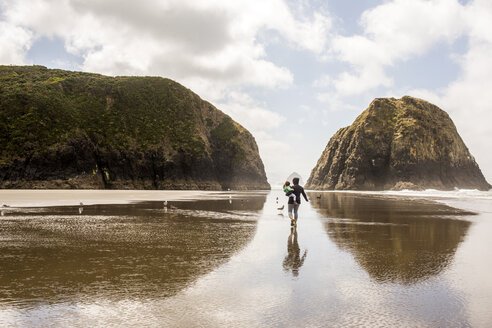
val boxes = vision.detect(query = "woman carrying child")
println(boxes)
[283,178,308,226]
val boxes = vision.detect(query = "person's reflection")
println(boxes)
[283,227,307,277]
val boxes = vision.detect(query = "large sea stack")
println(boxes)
[0,66,270,190]
[306,96,491,191]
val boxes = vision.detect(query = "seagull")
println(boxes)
[2,204,10,208]
[164,200,168,207]
[277,204,284,210]
[79,201,84,206]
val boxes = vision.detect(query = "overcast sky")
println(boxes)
[1,0,491,188]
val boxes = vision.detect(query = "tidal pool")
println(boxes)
[1,190,491,327]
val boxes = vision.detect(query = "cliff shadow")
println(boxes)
[0,193,267,305]
[309,192,473,284]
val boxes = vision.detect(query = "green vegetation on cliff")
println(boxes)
[0,66,269,190]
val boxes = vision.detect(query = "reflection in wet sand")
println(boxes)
[282,227,307,277]
[0,194,267,305]
[310,192,472,284]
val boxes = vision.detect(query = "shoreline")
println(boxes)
[305,188,492,201]
[0,189,267,207]
[2,188,490,213]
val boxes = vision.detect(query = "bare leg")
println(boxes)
[293,204,299,225]
[288,204,295,225]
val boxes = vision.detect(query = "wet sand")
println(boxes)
[1,190,491,327]
[0,189,243,207]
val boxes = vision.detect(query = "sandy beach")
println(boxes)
[1,190,492,327]
[0,189,242,207]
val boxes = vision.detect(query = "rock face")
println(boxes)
[306,96,491,191]
[0,66,270,190]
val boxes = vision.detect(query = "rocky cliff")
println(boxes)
[0,66,270,190]
[306,96,491,191]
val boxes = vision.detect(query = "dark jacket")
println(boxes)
[287,185,308,204]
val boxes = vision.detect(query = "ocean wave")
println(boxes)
[307,188,492,200]
[379,188,492,200]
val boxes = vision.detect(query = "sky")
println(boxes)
[1,0,491,188]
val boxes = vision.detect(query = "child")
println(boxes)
[283,181,298,205]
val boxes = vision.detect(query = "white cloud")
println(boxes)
[397,0,492,183]
[0,0,331,100]
[0,21,32,64]
[330,0,466,96]
[253,130,291,186]
[380,27,492,182]
[392,88,443,106]
[216,91,286,133]
[332,65,392,96]
[300,105,311,112]
[439,52,492,181]
[312,74,331,88]
[316,92,361,112]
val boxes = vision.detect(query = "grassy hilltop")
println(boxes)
[0,66,270,190]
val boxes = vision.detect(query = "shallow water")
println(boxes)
[1,191,492,327]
